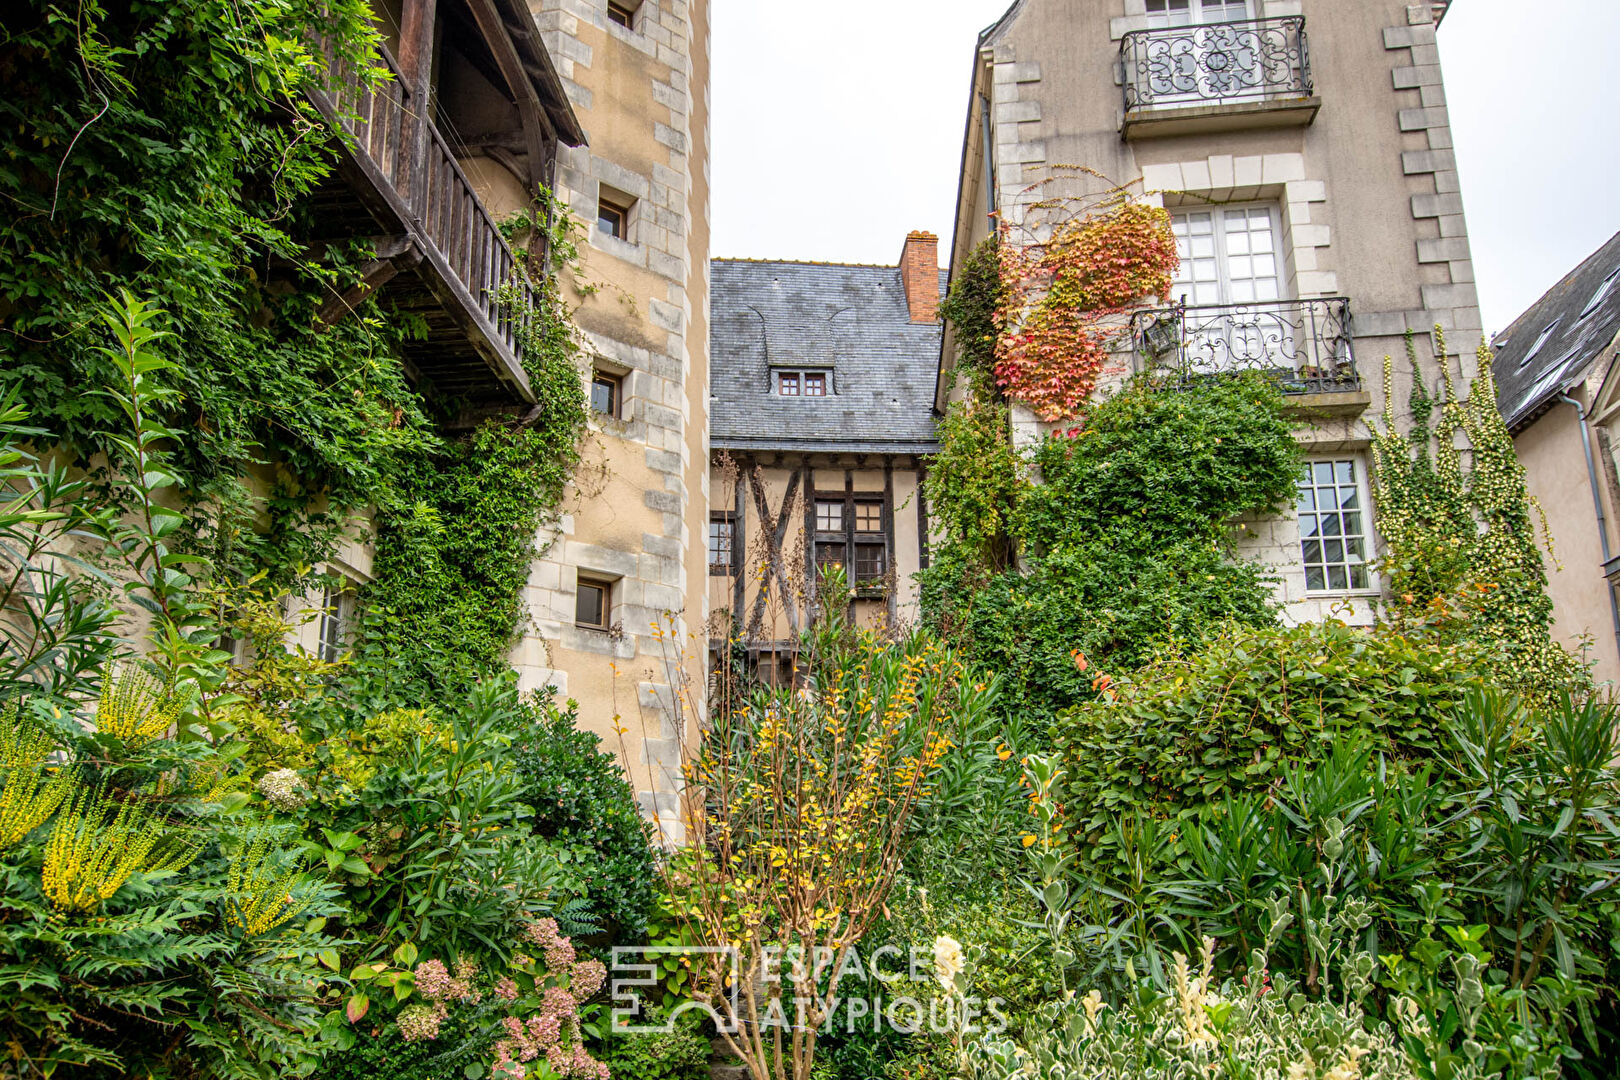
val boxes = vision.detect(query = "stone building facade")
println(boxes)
[939,0,1481,625]
[706,234,945,674]
[510,0,712,840]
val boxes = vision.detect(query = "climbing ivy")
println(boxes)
[0,0,435,578]
[993,197,1179,420]
[1369,328,1583,698]
[937,235,1006,397]
[0,0,589,686]
[921,374,1300,721]
[361,257,588,690]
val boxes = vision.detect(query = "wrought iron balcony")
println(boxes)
[1130,297,1359,395]
[1119,17,1316,137]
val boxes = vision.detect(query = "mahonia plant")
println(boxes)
[991,188,1179,421]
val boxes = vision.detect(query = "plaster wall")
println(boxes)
[1517,396,1620,685]
[511,0,709,841]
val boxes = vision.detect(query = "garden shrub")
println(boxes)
[511,692,659,938]
[597,1011,711,1080]
[970,905,1428,1080]
[1055,619,1494,851]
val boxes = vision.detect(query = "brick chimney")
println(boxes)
[899,231,941,324]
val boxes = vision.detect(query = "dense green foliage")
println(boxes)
[511,695,658,938]
[1055,620,1494,852]
[922,374,1301,720]
[0,0,435,558]
[597,1014,711,1080]
[937,236,1004,395]
[1371,331,1583,700]
[0,294,638,1078]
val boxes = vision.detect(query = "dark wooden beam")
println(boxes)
[315,242,423,326]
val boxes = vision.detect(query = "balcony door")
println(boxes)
[1169,205,1294,376]
[1141,0,1261,107]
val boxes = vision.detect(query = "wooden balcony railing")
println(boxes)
[311,38,535,392]
[325,40,413,193]
[420,123,530,364]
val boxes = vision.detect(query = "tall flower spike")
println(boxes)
[96,665,184,743]
[0,701,57,770]
[43,787,198,912]
[0,763,77,849]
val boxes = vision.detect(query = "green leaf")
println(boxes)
[318,950,341,972]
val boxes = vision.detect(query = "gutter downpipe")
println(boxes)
[1556,392,1620,667]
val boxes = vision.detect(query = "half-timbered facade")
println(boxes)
[708,234,945,680]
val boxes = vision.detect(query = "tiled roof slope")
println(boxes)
[1492,231,1620,430]
[710,259,946,454]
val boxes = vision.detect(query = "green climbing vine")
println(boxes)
[361,209,589,690]
[0,0,589,688]
[1369,327,1583,697]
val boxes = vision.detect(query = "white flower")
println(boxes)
[932,935,966,990]
[257,768,307,811]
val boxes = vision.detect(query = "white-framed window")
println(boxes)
[1145,0,1250,28]
[1169,204,1283,307]
[318,583,356,663]
[1297,458,1374,594]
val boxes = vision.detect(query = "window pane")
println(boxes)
[576,582,606,627]
[815,543,846,577]
[854,502,882,532]
[804,373,826,396]
[779,373,799,396]
[709,518,733,571]
[1298,458,1373,594]
[816,501,843,532]
[855,543,886,582]
[598,203,624,238]
[591,376,617,415]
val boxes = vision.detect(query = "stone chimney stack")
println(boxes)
[899,231,941,324]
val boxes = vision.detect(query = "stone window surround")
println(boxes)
[1109,0,1303,41]
[1139,151,1336,303]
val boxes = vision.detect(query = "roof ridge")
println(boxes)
[713,257,902,270]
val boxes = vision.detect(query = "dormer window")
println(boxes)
[777,371,828,397]
[1580,267,1620,320]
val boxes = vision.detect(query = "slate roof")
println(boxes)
[709,259,946,454]
[1492,231,1620,430]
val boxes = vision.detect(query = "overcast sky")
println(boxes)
[710,0,1620,336]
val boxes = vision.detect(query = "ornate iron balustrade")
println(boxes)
[1131,297,1358,394]
[1120,17,1312,111]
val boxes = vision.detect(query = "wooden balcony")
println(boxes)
[305,0,584,408]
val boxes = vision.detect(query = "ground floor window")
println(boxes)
[1297,457,1373,593]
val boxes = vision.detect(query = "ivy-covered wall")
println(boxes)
[0,0,587,690]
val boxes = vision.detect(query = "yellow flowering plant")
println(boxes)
[659,569,987,1080]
